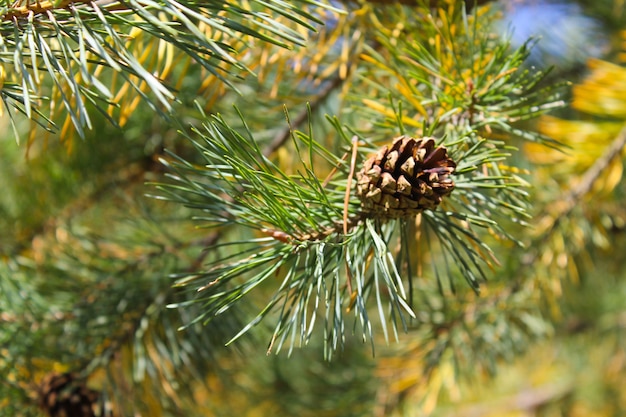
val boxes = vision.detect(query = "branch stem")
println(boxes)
[541,123,626,239]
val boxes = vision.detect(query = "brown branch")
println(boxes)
[2,0,120,21]
[262,74,349,158]
[533,123,626,248]
[296,213,365,242]
[3,0,79,21]
[515,123,626,284]
[186,229,223,271]
[562,124,626,213]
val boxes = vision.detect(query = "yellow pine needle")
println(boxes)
[402,53,455,87]
[395,79,429,118]
[156,40,175,81]
[359,53,397,74]
[361,98,422,128]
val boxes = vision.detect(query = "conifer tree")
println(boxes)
[1,0,625,416]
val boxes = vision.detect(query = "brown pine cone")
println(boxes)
[356,136,456,218]
[38,372,100,417]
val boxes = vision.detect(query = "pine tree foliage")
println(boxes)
[1,0,625,416]
[154,1,564,362]
[0,0,332,144]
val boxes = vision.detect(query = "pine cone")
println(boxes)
[38,372,100,417]
[356,136,456,218]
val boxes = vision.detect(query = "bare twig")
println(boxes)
[263,74,348,158]
[533,123,626,249]
[515,123,626,282]
[562,123,626,213]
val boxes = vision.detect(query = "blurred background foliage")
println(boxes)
[1,0,625,416]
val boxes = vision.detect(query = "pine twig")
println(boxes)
[562,123,626,211]
[516,123,626,278]
[537,123,626,243]
[263,73,349,157]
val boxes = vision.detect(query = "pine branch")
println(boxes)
[155,113,537,355]
[9,202,239,414]
[561,123,626,215]
[156,113,415,356]
[152,1,567,356]
[0,0,332,141]
[523,123,626,267]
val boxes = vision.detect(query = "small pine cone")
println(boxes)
[356,136,456,218]
[38,372,100,417]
